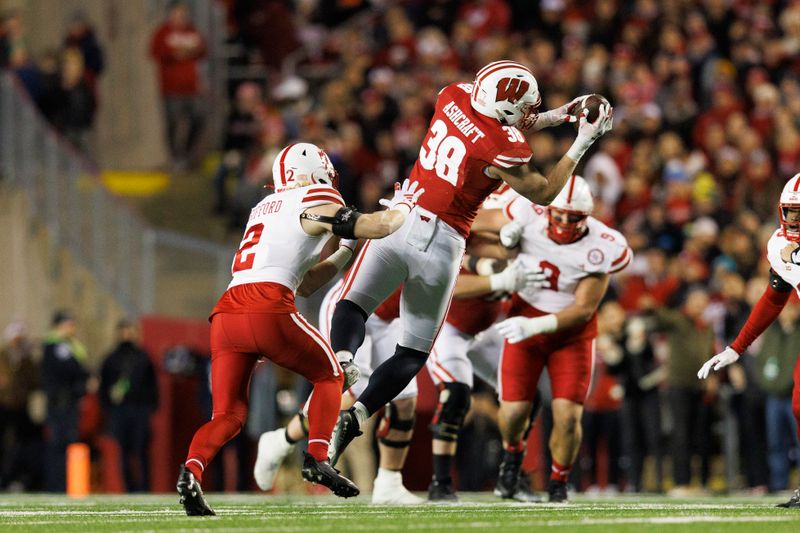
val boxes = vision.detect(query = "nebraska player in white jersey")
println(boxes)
[176,142,423,515]
[698,173,800,509]
[328,60,614,465]
[478,175,631,502]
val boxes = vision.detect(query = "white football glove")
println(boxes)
[566,103,614,162]
[697,346,740,380]
[525,95,583,132]
[499,220,523,248]
[495,314,558,344]
[378,179,424,213]
[489,262,548,294]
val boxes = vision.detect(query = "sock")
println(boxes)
[433,453,453,484]
[185,413,244,484]
[336,350,354,363]
[551,458,572,483]
[306,376,344,462]
[352,401,369,427]
[330,300,368,354]
[357,345,428,414]
[376,467,402,480]
[184,458,204,482]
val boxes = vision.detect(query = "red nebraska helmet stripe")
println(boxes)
[793,175,800,192]
[278,143,297,189]
[566,175,577,203]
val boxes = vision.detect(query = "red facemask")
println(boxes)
[547,208,588,244]
[779,203,800,242]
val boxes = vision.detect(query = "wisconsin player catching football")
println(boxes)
[698,174,800,509]
[327,60,614,465]
[484,175,632,502]
[176,143,423,515]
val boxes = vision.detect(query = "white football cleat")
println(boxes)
[254,428,295,491]
[371,469,425,504]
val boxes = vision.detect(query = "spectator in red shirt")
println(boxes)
[149,1,207,169]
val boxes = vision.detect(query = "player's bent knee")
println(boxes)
[430,382,471,442]
[378,400,417,448]
[392,396,417,418]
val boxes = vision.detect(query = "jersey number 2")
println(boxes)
[233,223,264,272]
[419,119,466,186]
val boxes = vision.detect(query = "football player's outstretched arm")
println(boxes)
[300,179,424,239]
[452,260,547,299]
[486,104,613,205]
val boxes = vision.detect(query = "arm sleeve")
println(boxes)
[730,271,792,354]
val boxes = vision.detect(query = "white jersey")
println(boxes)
[228,184,344,292]
[767,228,800,294]
[506,199,632,313]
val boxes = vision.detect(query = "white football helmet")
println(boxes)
[779,173,800,242]
[271,142,338,193]
[547,175,594,244]
[470,60,541,128]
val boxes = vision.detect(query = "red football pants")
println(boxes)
[185,312,343,482]
[500,334,595,404]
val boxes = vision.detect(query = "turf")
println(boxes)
[1,493,800,532]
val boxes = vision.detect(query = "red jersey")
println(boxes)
[412,83,533,238]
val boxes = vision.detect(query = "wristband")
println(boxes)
[566,137,592,162]
[324,246,353,271]
[531,314,558,334]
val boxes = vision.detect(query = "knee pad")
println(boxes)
[377,401,417,448]
[430,382,471,442]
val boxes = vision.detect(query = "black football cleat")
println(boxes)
[777,487,800,508]
[176,465,216,516]
[495,450,543,502]
[301,451,359,498]
[548,479,569,503]
[428,479,459,502]
[328,408,362,467]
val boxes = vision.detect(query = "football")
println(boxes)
[574,93,610,124]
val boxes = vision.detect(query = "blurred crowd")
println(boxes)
[211,0,800,494]
[0,8,102,156]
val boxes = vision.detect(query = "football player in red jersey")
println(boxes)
[176,143,423,516]
[327,61,614,465]
[698,174,800,508]
[479,176,632,502]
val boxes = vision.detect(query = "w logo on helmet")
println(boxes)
[495,78,531,103]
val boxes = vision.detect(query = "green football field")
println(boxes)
[2,493,800,532]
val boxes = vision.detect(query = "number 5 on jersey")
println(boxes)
[419,119,466,186]
[233,223,264,272]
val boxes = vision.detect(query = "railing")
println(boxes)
[0,71,233,318]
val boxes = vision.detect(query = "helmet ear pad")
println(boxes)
[470,61,541,128]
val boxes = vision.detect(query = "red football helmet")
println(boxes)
[547,175,594,244]
[271,142,338,193]
[470,60,541,129]
[779,173,800,242]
